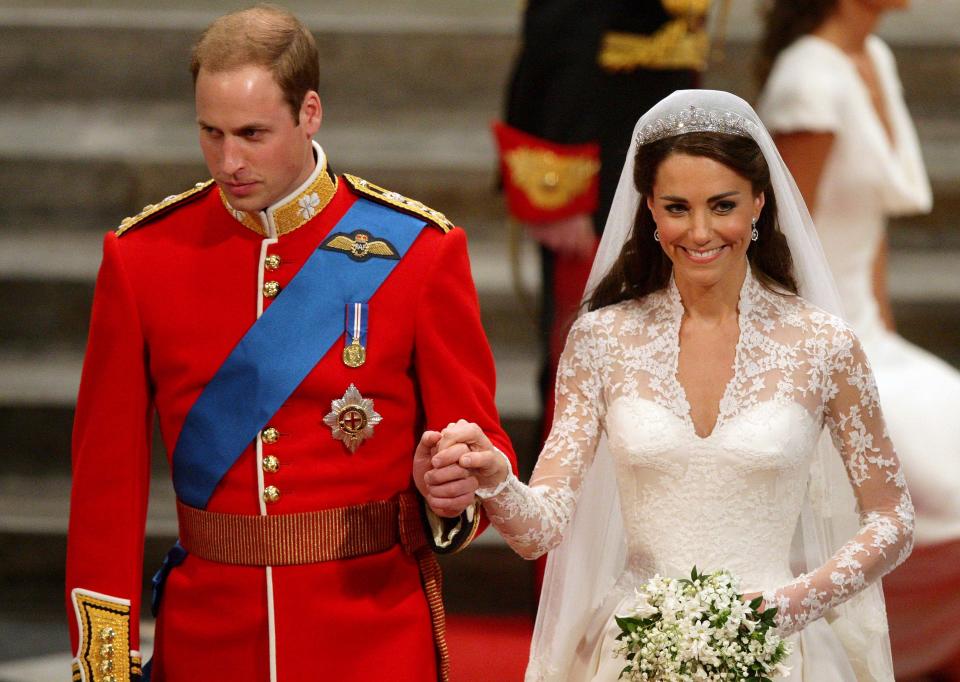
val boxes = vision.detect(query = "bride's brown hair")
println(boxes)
[587,132,798,313]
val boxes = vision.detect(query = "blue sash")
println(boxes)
[171,198,427,508]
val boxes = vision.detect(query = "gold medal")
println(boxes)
[342,302,368,368]
[342,337,366,368]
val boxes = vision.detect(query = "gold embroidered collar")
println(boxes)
[220,142,338,238]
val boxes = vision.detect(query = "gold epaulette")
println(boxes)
[115,179,216,237]
[599,17,710,72]
[343,174,454,234]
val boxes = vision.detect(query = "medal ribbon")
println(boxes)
[346,302,368,351]
[172,198,428,509]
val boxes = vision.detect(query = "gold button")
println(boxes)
[99,626,115,642]
[263,281,281,298]
[100,643,114,657]
[261,427,280,444]
[104,677,117,682]
[263,486,280,503]
[99,660,114,673]
[263,455,280,473]
[264,254,282,271]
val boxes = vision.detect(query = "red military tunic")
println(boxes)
[66,147,516,681]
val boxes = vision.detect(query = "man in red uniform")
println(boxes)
[65,6,515,681]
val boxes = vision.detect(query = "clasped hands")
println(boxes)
[413,419,510,518]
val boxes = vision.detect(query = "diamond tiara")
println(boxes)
[636,105,757,146]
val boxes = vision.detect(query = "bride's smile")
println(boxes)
[647,152,764,293]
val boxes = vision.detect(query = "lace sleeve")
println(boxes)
[767,327,914,635]
[479,314,606,559]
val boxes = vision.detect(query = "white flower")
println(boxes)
[614,568,791,681]
[622,589,658,620]
[297,191,321,219]
[775,662,792,678]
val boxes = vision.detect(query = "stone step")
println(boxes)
[0,14,515,113]
[2,0,954,41]
[0,106,518,246]
[2,102,959,245]
[0,1,956,110]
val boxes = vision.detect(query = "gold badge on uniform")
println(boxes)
[321,229,399,262]
[324,384,382,453]
[342,302,367,368]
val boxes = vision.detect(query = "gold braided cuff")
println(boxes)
[71,589,136,682]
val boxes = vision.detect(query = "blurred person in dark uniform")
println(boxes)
[494,0,712,442]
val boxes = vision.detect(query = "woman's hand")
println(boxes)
[429,420,510,491]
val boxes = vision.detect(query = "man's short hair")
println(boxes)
[190,4,319,123]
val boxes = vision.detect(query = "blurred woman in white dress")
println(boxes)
[757,2,960,679]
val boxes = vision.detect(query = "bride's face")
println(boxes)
[646,152,764,290]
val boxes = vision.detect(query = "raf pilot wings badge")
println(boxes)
[320,229,400,262]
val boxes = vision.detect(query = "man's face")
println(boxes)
[195,64,322,213]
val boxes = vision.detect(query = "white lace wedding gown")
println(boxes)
[758,34,960,547]
[485,272,913,680]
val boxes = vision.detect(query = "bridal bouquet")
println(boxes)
[614,567,792,681]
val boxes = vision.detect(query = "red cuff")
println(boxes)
[492,121,600,223]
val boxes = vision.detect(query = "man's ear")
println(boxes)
[300,90,322,136]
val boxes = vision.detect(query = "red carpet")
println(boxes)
[446,614,534,681]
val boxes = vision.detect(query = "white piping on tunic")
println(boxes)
[256,218,279,682]
[250,142,326,682]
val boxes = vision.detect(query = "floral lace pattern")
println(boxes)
[485,272,913,637]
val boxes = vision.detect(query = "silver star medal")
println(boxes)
[323,384,382,453]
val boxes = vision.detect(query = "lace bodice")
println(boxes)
[485,272,913,636]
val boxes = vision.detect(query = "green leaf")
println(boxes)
[614,615,640,635]
[749,596,764,610]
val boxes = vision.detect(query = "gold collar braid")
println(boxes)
[220,162,338,238]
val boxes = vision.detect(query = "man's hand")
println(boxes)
[413,429,479,518]
[523,213,597,259]
[412,430,442,499]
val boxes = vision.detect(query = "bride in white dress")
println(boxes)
[757,2,960,676]
[423,91,912,680]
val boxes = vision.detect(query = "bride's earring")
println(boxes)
[751,217,759,242]
[654,229,661,242]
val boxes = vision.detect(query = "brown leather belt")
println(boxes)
[176,493,426,566]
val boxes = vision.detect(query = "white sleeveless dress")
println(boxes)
[757,34,960,549]
[482,272,913,680]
